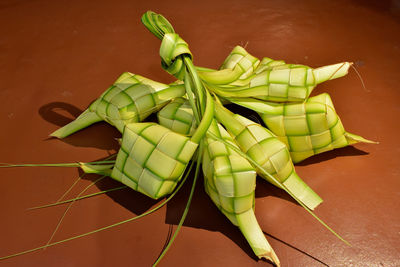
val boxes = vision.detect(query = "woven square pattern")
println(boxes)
[261,93,349,163]
[233,115,294,186]
[220,46,260,81]
[158,97,197,136]
[248,59,316,102]
[202,121,256,226]
[111,122,198,199]
[231,114,322,210]
[204,179,255,226]
[88,72,170,132]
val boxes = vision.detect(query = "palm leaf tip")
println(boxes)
[235,209,280,266]
[259,250,281,267]
[80,163,113,176]
[141,11,175,40]
[344,132,379,145]
[282,172,323,210]
[313,62,352,84]
[49,110,102,138]
[50,72,186,138]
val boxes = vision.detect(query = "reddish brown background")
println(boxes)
[0,0,399,266]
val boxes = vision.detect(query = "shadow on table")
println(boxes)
[40,101,339,265]
[38,102,121,151]
[263,231,330,267]
[350,0,400,19]
[38,101,370,165]
[296,146,369,166]
[162,173,329,266]
[78,160,328,266]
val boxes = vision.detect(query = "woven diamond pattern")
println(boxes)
[233,115,294,185]
[158,97,197,136]
[260,93,350,163]
[202,121,256,225]
[246,60,316,102]
[220,46,260,81]
[88,72,175,132]
[216,51,349,103]
[111,122,198,199]
[229,114,322,209]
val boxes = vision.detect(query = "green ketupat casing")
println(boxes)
[214,100,322,210]
[80,71,215,200]
[202,46,351,103]
[197,46,260,85]
[230,93,376,163]
[203,120,280,265]
[245,58,351,102]
[157,94,323,210]
[1,11,365,266]
[50,72,185,138]
[83,122,198,199]
[157,97,197,136]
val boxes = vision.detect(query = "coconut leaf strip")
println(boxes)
[0,159,195,261]
[207,131,349,245]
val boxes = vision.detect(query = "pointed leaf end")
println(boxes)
[258,250,281,267]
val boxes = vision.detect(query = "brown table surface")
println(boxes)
[1,0,399,266]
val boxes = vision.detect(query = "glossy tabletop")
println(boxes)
[0,0,399,266]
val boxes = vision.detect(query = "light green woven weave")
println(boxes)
[51,72,185,138]
[231,93,376,163]
[113,123,197,199]
[198,46,260,85]
[214,101,322,210]
[201,46,351,103]
[157,97,197,136]
[203,120,278,262]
